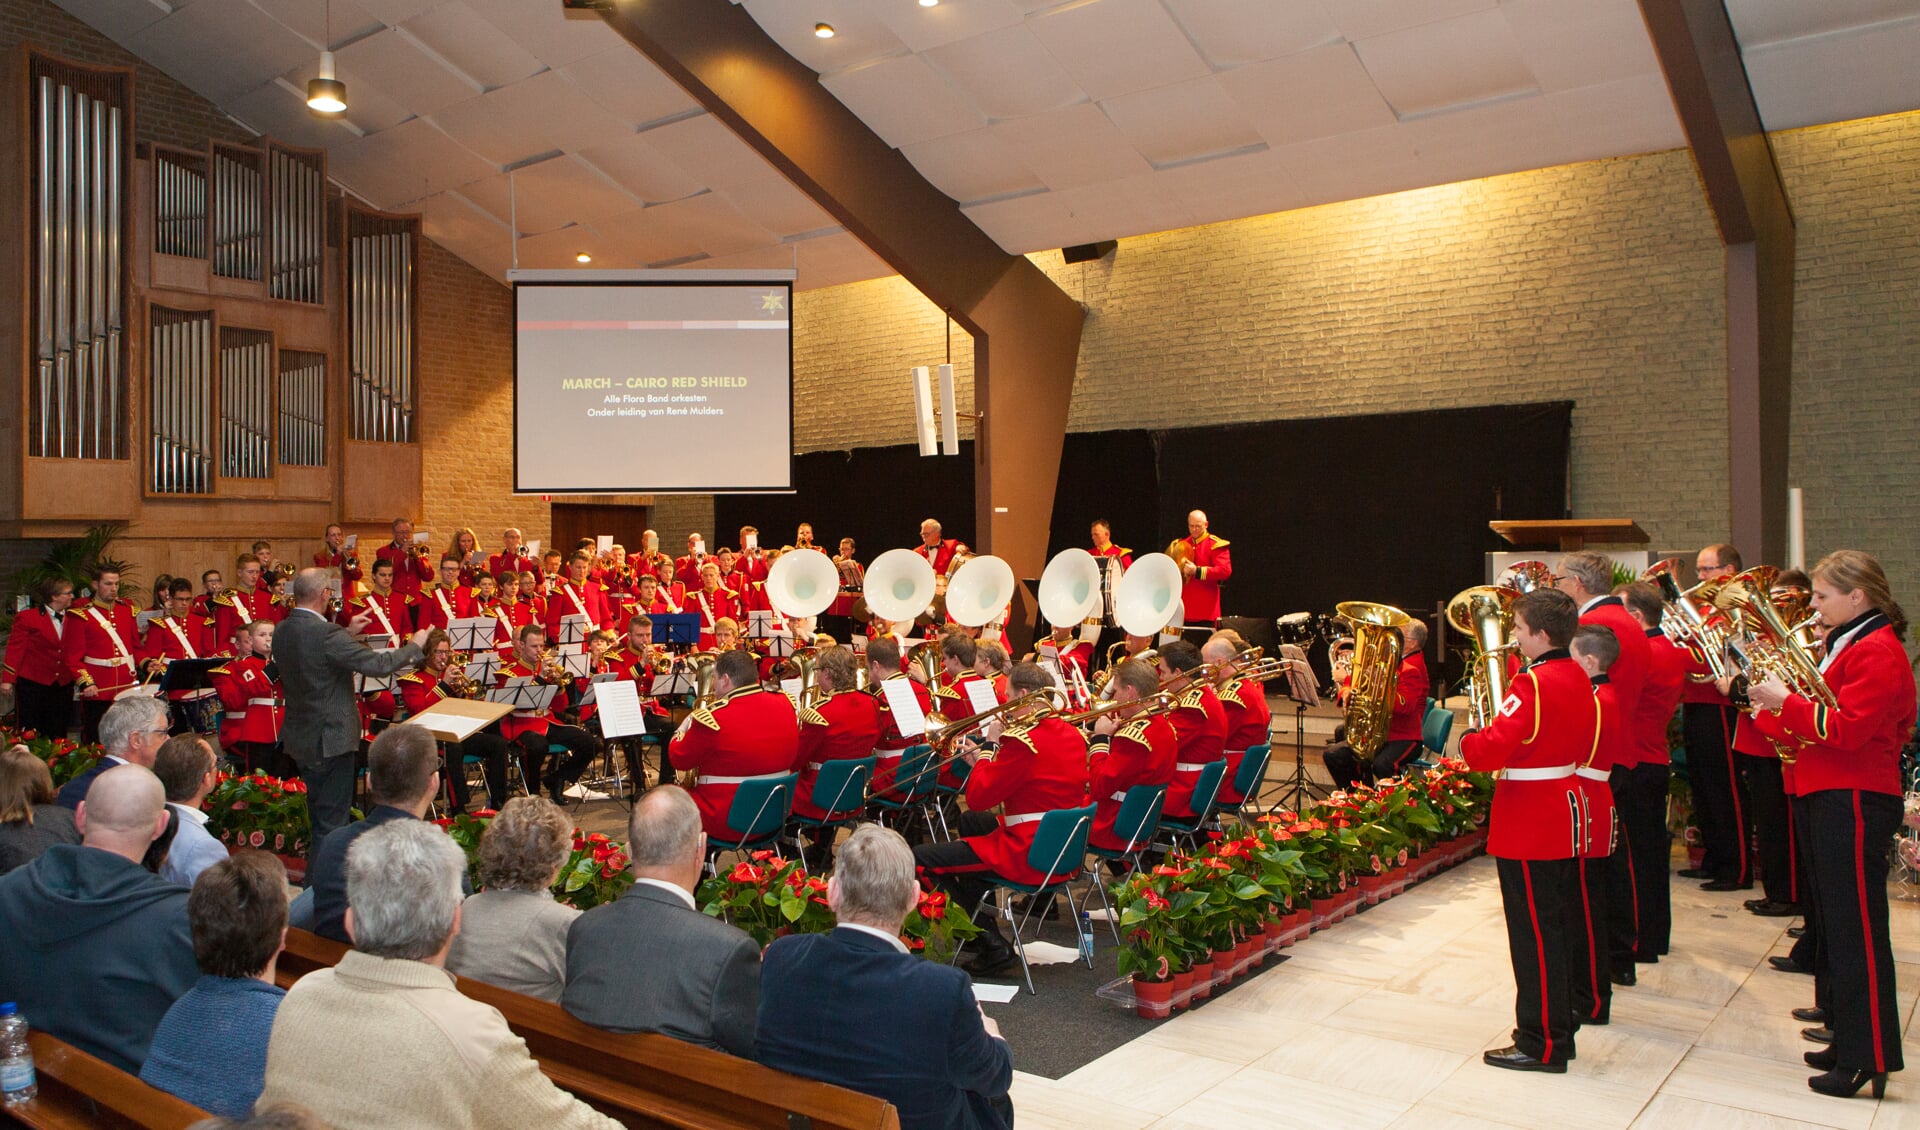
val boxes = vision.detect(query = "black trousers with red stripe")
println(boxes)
[1497,856,1577,1064]
[1624,763,1673,957]
[1565,854,1614,1024]
[1737,753,1798,905]
[913,810,1009,942]
[1805,788,1903,1073]
[1787,794,1822,977]
[1684,703,1750,884]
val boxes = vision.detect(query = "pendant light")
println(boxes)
[307,0,347,116]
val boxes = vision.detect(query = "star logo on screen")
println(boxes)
[760,291,786,313]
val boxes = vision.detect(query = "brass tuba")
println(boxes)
[683,652,720,708]
[1337,601,1410,759]
[1713,567,1838,709]
[907,639,942,685]
[1447,585,1518,730]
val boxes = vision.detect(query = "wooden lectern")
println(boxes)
[1489,519,1649,552]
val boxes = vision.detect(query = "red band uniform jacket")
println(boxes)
[1459,651,1600,860]
[871,675,935,801]
[1752,615,1915,797]
[1088,714,1177,851]
[1579,679,1623,858]
[958,715,1091,885]
[793,689,884,819]
[70,599,142,696]
[211,654,283,746]
[1163,682,1227,818]
[1177,535,1232,623]
[670,685,801,839]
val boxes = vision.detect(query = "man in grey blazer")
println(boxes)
[277,569,427,852]
[562,787,760,1059]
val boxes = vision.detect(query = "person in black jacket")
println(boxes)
[306,725,445,944]
[0,764,197,1072]
[757,824,1013,1130]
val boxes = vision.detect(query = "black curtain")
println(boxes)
[714,441,976,556]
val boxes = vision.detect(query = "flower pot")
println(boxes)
[1263,919,1285,945]
[1191,959,1216,999]
[1687,845,1706,869]
[1240,938,1263,974]
[1212,948,1235,983]
[1133,975,1173,1020]
[1310,897,1335,932]
[1359,873,1386,906]
[1171,969,1195,1011]
[1285,908,1310,943]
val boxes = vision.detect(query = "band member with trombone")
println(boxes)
[1156,641,1227,820]
[1203,633,1274,807]
[912,662,1088,975]
[1322,621,1427,791]
[932,634,990,789]
[792,646,881,859]
[669,648,799,840]
[1083,658,1176,856]
[1461,588,1597,1073]
[1748,550,1914,1099]
[867,638,933,802]
[399,628,511,814]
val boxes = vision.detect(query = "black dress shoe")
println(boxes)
[1702,879,1754,892]
[1483,1046,1566,1073]
[963,944,1019,976]
[1770,955,1813,974]
[1787,926,1807,939]
[1747,900,1801,917]
[1678,868,1710,879]
[1633,953,1660,965]
[1610,968,1637,987]
[1805,1047,1837,1070]
[1792,1007,1830,1024]
[1801,1026,1834,1044]
[1808,1068,1887,1099]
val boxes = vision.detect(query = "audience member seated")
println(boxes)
[562,786,759,1058]
[187,1104,332,1130]
[141,852,289,1118]
[54,694,172,808]
[758,824,1014,1130]
[445,796,580,1002]
[0,743,80,874]
[0,764,197,1071]
[259,819,621,1129]
[152,734,229,887]
[308,725,444,943]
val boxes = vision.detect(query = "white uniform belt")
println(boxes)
[699,771,788,786]
[875,748,906,760]
[1003,812,1045,827]
[806,761,826,771]
[1109,790,1129,802]
[247,697,281,708]
[84,656,128,666]
[1575,766,1610,781]
[1501,764,1575,781]
[511,710,548,719]
[1175,761,1212,773]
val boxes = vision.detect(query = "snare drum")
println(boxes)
[178,693,224,735]
[1277,612,1315,646]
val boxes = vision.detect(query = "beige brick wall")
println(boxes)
[792,275,977,453]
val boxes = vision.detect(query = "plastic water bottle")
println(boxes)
[0,1002,35,1106]
[1077,911,1096,962]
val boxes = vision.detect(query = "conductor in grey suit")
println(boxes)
[277,568,428,851]
[562,786,760,1058]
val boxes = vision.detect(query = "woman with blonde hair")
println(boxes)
[444,796,582,1001]
[1749,549,1915,1099]
[446,527,485,586]
[0,744,80,874]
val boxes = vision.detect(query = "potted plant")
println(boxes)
[695,850,835,947]
[5,727,103,788]
[203,771,318,880]
[1114,871,1181,1019]
[901,880,981,964]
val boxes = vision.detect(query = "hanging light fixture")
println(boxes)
[814,22,836,38]
[307,0,347,116]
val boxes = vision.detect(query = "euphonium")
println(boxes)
[1087,639,1131,696]
[1447,585,1518,730]
[789,645,822,707]
[683,652,720,708]
[1337,601,1410,759]
[1713,567,1838,709]
[1095,648,1156,702]
[1502,560,1558,593]
[907,639,941,684]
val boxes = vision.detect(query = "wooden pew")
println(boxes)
[277,929,900,1130]
[1,1032,208,1130]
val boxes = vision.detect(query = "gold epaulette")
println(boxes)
[212,592,235,608]
[1208,536,1230,548]
[798,705,830,727]
[1221,676,1248,701]
[1178,683,1208,710]
[689,705,721,731]
[999,719,1037,746]
[1117,717,1153,743]
[208,664,231,676]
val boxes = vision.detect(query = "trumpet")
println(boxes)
[537,648,573,685]
[440,660,480,698]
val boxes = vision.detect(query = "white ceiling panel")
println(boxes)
[635,114,779,192]
[413,190,511,255]
[1725,0,1920,47]
[430,90,562,168]
[274,54,416,136]
[560,48,702,129]
[512,225,608,271]
[691,229,889,291]
[126,0,314,106]
[899,127,1047,204]
[463,0,616,69]
[1354,8,1541,118]
[1153,147,1310,229]
[1321,0,1497,43]
[1026,0,1211,102]
[221,82,361,152]
[962,190,1087,253]
[327,116,495,207]
[50,0,167,44]
[431,227,512,283]
[740,0,908,74]
[250,0,383,48]
[1217,43,1398,147]
[577,133,707,207]
[1098,75,1264,169]
[485,69,635,154]
[400,2,545,90]
[990,102,1154,192]
[1545,73,1685,164]
[924,24,1088,120]
[1047,174,1197,245]
[720,176,838,239]
[821,54,987,149]
[1502,0,1661,94]
[858,0,1024,53]
[1269,123,1421,209]
[355,0,442,25]
[1740,15,1920,131]
[451,174,571,235]
[510,155,644,225]
[333,27,480,118]
[588,207,710,267]
[589,193,780,266]
[1161,0,1344,68]
[1399,93,1573,186]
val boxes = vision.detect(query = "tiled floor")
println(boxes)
[1009,858,1920,1130]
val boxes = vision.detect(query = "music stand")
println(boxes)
[156,658,222,696]
[1268,677,1329,815]
[557,614,590,648]
[653,613,702,649]
[447,617,496,653]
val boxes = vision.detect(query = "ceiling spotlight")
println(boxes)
[575,252,592,263]
[920,0,938,6]
[814,22,835,38]
[307,2,346,116]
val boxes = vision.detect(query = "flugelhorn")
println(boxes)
[1337,601,1410,759]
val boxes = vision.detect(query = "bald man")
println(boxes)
[0,765,198,1072]
[1175,510,1232,629]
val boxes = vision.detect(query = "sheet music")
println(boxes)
[1037,641,1060,662]
[558,613,589,647]
[747,610,776,638]
[780,677,804,702]
[965,680,999,714]
[881,679,929,736]
[344,534,358,550]
[136,609,165,630]
[770,633,797,658]
[593,680,648,738]
[462,657,498,683]
[560,651,592,678]
[486,683,556,711]
[402,711,490,742]
[850,635,867,655]
[576,672,619,705]
[448,617,496,651]
[355,671,394,693]
[596,534,614,555]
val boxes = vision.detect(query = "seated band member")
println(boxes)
[1174,510,1231,629]
[1462,588,1596,1073]
[792,647,882,860]
[668,649,799,840]
[210,556,276,658]
[495,625,600,804]
[1568,625,1625,1024]
[1203,633,1273,806]
[211,620,291,778]
[400,629,511,814]
[547,552,610,641]
[933,634,989,790]
[494,570,545,653]
[1322,621,1428,790]
[1036,624,1093,691]
[606,615,679,788]
[758,824,1014,1130]
[868,638,934,802]
[1156,641,1227,819]
[1089,519,1132,570]
[419,555,477,633]
[1748,550,1914,1099]
[974,640,1012,703]
[341,557,417,641]
[1086,658,1177,855]
[912,661,1092,974]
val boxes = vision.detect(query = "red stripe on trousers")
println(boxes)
[1579,859,1601,1018]
[1523,862,1554,1062]
[1719,708,1749,884]
[1618,814,1640,937]
[1853,791,1886,1072]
